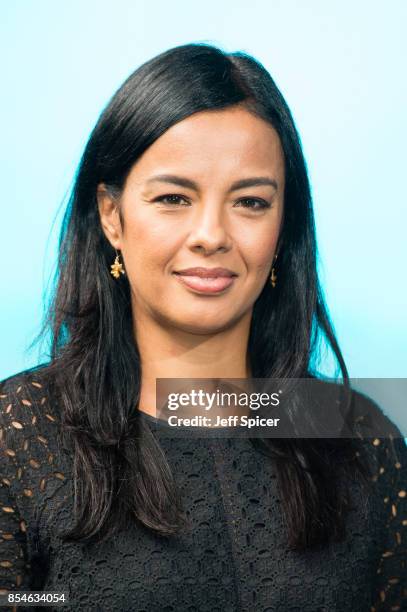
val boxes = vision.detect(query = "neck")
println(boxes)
[134,310,252,416]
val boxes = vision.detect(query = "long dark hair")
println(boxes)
[36,42,372,550]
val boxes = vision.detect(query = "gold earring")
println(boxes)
[270,255,277,288]
[110,250,125,279]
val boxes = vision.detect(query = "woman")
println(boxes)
[0,43,405,612]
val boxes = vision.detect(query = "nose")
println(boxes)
[185,202,232,255]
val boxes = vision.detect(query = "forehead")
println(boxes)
[127,106,285,185]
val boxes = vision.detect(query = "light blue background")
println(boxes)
[1,1,406,432]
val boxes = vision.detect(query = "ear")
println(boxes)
[96,183,123,249]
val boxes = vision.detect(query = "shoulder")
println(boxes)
[0,364,60,423]
[0,365,68,496]
[0,367,72,555]
[1,363,56,399]
[305,377,406,485]
[346,385,406,474]
[309,377,405,439]
[0,365,61,446]
[344,386,407,520]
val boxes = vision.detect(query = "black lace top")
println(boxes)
[0,370,406,611]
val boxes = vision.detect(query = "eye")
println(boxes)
[235,198,271,210]
[154,194,190,206]
[153,194,271,210]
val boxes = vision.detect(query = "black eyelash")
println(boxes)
[155,194,189,206]
[236,198,271,210]
[154,195,270,209]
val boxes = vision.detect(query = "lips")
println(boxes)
[172,267,237,294]
[174,267,237,278]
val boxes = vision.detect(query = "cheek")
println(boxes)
[239,227,279,276]
[121,213,179,274]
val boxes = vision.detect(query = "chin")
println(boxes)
[177,323,232,336]
[164,310,243,335]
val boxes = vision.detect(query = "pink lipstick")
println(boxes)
[173,267,237,294]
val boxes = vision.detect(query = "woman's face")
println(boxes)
[98,105,285,334]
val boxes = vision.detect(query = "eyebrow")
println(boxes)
[145,174,278,192]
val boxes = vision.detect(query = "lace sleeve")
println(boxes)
[0,383,33,611]
[0,477,30,591]
[370,436,407,611]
